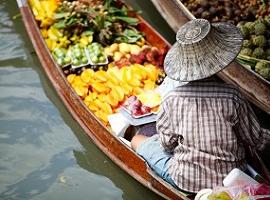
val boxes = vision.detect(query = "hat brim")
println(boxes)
[164,22,243,82]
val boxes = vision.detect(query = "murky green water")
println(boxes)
[0,1,175,199]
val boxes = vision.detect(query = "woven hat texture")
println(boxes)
[164,18,243,81]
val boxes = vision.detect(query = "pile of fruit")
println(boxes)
[180,0,270,81]
[67,64,164,125]
[32,0,144,68]
[52,47,71,66]
[29,0,169,125]
[29,0,60,28]
[182,0,270,25]
[87,43,107,65]
[237,17,270,80]
[70,44,88,67]
[104,42,168,68]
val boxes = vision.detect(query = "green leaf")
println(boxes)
[66,17,78,26]
[104,0,113,9]
[115,28,143,43]
[82,30,94,36]
[108,6,127,16]
[93,15,105,30]
[54,20,67,29]
[53,12,67,19]
[104,21,112,28]
[114,16,139,25]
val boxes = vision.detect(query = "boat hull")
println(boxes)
[17,0,190,199]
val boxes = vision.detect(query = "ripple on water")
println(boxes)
[0,3,27,62]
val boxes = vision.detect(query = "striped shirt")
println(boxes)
[156,81,270,193]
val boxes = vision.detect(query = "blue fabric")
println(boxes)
[136,134,177,188]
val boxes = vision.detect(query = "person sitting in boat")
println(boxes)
[130,18,270,193]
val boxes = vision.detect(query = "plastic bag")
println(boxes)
[207,184,270,200]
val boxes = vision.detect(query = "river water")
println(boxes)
[0,0,176,200]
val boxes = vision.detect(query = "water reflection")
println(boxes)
[0,3,27,62]
[0,148,74,200]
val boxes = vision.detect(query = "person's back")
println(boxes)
[158,80,248,192]
[131,18,270,193]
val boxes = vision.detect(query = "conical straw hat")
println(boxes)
[164,19,243,82]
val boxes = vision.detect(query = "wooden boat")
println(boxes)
[16,0,191,199]
[150,0,270,115]
[17,0,270,199]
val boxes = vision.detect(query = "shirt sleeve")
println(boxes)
[156,100,179,153]
[235,100,270,150]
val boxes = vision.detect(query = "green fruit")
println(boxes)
[64,56,71,64]
[240,48,253,56]
[81,57,88,64]
[88,45,94,49]
[56,58,64,65]
[254,22,267,36]
[252,35,266,47]
[92,42,99,47]
[252,47,265,59]
[56,50,65,58]
[93,45,100,51]
[207,191,232,200]
[239,26,249,39]
[93,49,100,56]
[91,56,98,63]
[99,55,106,62]
[73,58,80,66]
[88,48,94,54]
[243,40,253,49]
[74,51,82,58]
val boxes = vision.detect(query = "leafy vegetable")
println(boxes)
[51,0,143,45]
[114,16,139,26]
[115,28,143,43]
